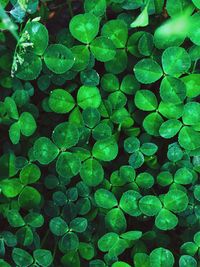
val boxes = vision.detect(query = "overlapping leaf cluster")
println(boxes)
[0,0,200,266]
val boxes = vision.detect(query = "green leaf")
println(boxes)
[69,13,99,44]
[179,255,197,267]
[1,231,16,247]
[77,85,101,109]
[188,12,200,46]
[178,126,200,150]
[150,247,175,267]
[101,73,119,92]
[24,212,44,228]
[138,32,154,56]
[0,259,11,267]
[134,58,163,84]
[0,178,23,198]
[124,136,140,153]
[33,137,59,165]
[167,143,183,162]
[119,166,136,184]
[140,143,158,156]
[20,163,41,185]
[44,44,75,74]
[49,217,68,236]
[128,151,144,169]
[112,262,131,267]
[127,31,145,56]
[181,74,200,98]
[49,89,75,114]
[105,236,128,257]
[98,232,119,252]
[182,102,200,125]
[70,217,88,233]
[164,189,188,213]
[19,112,37,137]
[101,19,128,48]
[78,242,94,260]
[105,49,127,74]
[157,171,173,187]
[82,107,100,128]
[12,248,33,267]
[59,232,79,252]
[92,137,118,161]
[162,46,191,77]
[131,4,149,28]
[120,231,142,241]
[61,251,80,267]
[108,91,127,110]
[119,190,141,216]
[134,89,158,111]
[159,119,182,139]
[134,253,150,267]
[4,97,19,120]
[143,112,164,136]
[16,225,33,246]
[16,53,42,81]
[158,101,184,119]
[180,242,198,256]
[136,172,154,189]
[6,209,25,228]
[139,195,162,216]
[0,4,19,40]
[94,189,118,209]
[80,69,100,86]
[90,36,116,62]
[52,122,79,150]
[71,45,90,71]
[80,158,104,187]
[56,152,81,178]
[160,76,186,104]
[166,0,194,17]
[155,208,178,230]
[154,15,189,49]
[33,249,53,267]
[120,74,140,95]
[25,21,49,55]
[192,0,200,8]
[174,167,193,185]
[93,122,112,140]
[84,0,106,16]
[194,185,200,201]
[9,122,20,144]
[18,186,41,209]
[105,208,127,234]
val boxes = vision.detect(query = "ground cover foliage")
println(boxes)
[1,0,200,266]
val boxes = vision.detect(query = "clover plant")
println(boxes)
[0,0,200,266]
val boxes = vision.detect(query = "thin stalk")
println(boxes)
[192,60,198,73]
[41,229,50,248]
[67,0,73,17]
[53,240,58,260]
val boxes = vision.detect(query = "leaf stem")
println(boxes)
[41,229,50,248]
[67,0,73,17]
[192,60,198,73]
[53,240,58,259]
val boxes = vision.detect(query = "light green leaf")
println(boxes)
[92,137,118,161]
[44,44,75,74]
[134,89,158,111]
[69,13,99,44]
[131,4,149,28]
[94,189,118,209]
[134,59,163,84]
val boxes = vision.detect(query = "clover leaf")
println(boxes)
[69,13,99,44]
